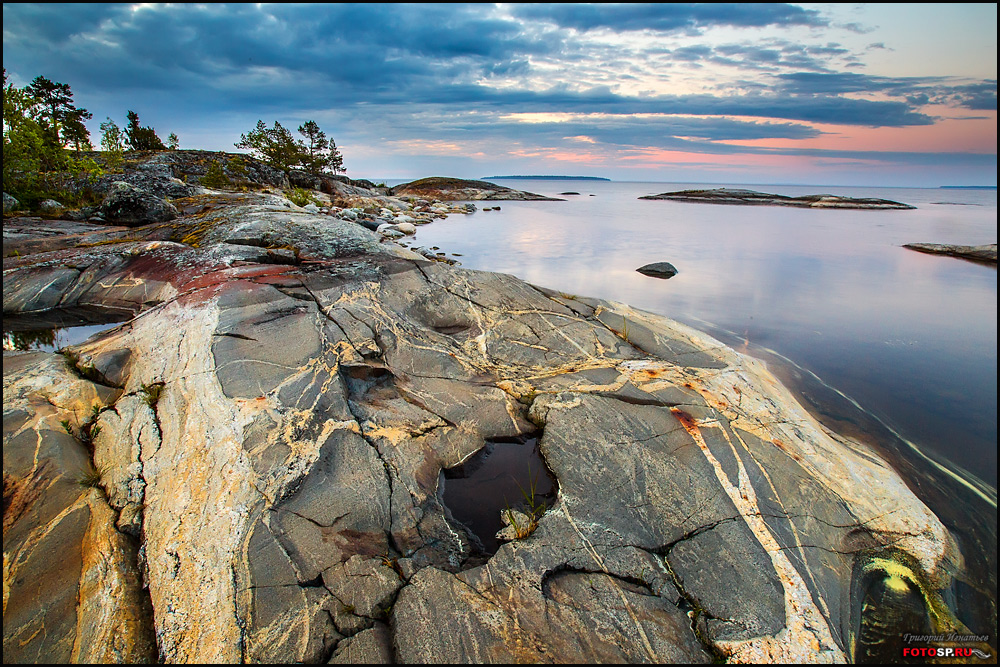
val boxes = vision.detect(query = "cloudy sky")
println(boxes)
[3,3,996,186]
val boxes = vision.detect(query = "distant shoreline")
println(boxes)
[939,185,997,190]
[482,175,611,181]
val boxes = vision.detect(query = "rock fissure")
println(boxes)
[661,552,731,662]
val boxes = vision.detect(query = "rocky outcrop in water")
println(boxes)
[3,176,976,663]
[640,188,916,209]
[903,242,997,264]
[637,262,679,279]
[391,177,562,201]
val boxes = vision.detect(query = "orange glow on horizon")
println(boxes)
[723,108,997,154]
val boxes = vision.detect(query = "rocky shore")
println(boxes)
[3,153,977,663]
[640,187,916,209]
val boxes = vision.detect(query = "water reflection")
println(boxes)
[3,309,131,352]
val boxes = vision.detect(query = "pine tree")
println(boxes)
[297,120,345,174]
[297,120,329,172]
[237,120,346,174]
[125,110,166,150]
[25,75,92,150]
[236,120,303,172]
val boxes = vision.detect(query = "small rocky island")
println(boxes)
[640,187,915,209]
[903,242,998,264]
[2,151,975,663]
[390,176,561,201]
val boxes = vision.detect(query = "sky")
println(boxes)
[3,3,997,186]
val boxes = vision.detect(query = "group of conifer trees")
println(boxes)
[3,70,347,204]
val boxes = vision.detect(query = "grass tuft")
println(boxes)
[75,462,108,489]
[140,382,165,408]
[504,464,548,540]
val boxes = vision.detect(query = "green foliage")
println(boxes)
[100,117,127,171]
[167,132,180,150]
[4,70,101,203]
[226,155,249,177]
[236,119,345,174]
[4,71,53,196]
[297,120,345,174]
[126,110,167,150]
[503,465,548,540]
[201,160,232,190]
[65,154,105,184]
[3,329,55,350]
[235,120,300,172]
[25,75,92,151]
[140,382,164,408]
[287,187,318,207]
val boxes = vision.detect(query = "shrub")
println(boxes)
[287,187,316,207]
[201,161,232,190]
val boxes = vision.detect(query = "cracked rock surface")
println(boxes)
[3,189,964,663]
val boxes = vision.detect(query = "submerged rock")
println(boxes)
[640,187,916,209]
[903,242,997,264]
[2,189,970,663]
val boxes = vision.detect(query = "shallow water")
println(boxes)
[440,436,557,555]
[3,308,132,353]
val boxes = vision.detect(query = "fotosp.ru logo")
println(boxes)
[902,647,991,659]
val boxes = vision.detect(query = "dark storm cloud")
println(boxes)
[511,3,826,33]
[2,3,936,129]
[2,4,555,94]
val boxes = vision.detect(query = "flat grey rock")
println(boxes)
[640,187,915,209]
[903,242,997,263]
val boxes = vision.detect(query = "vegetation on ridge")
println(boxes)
[235,119,345,174]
